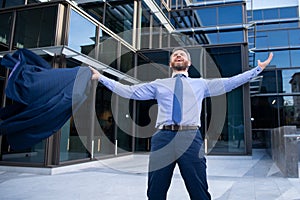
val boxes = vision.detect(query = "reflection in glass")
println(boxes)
[194,7,217,27]
[272,50,290,68]
[219,5,243,25]
[4,0,24,8]
[268,30,288,47]
[263,8,279,20]
[170,9,193,29]
[68,10,96,57]
[218,30,243,44]
[259,71,277,93]
[60,118,89,162]
[251,96,279,128]
[281,95,300,128]
[13,6,57,48]
[255,31,268,48]
[279,6,298,19]
[1,135,45,163]
[104,2,134,44]
[201,32,217,44]
[253,10,263,21]
[277,69,300,94]
[94,86,116,156]
[120,45,134,73]
[205,46,246,154]
[0,12,12,51]
[289,29,300,46]
[280,22,299,29]
[98,34,118,69]
[80,3,104,23]
[116,95,134,153]
[291,50,300,67]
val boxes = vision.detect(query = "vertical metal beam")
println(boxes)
[242,44,252,155]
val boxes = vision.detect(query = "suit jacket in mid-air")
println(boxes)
[0,49,92,150]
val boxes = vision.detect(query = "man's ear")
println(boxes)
[188,61,192,66]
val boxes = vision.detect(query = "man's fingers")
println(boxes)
[267,52,273,62]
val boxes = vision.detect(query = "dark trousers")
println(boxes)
[147,129,211,200]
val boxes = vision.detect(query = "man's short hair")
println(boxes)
[170,47,191,61]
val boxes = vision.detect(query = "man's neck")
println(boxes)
[172,71,189,78]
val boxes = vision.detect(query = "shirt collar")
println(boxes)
[171,71,189,78]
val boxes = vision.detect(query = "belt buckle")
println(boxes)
[171,124,180,131]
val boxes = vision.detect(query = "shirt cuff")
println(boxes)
[255,66,263,74]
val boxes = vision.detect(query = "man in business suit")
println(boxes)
[90,47,273,200]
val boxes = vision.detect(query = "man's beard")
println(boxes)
[171,65,188,71]
[171,60,189,71]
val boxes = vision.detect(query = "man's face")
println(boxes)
[169,50,191,71]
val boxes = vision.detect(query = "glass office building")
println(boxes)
[0,0,299,167]
[247,0,300,148]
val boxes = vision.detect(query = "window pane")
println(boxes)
[13,6,57,48]
[194,7,217,27]
[104,2,134,44]
[281,96,300,128]
[259,23,280,30]
[94,87,116,156]
[170,10,193,29]
[251,96,279,128]
[0,12,13,51]
[1,137,46,163]
[80,3,104,23]
[289,29,300,46]
[68,10,96,57]
[280,22,299,29]
[99,32,118,69]
[263,8,279,20]
[203,32,218,44]
[253,10,263,21]
[219,5,243,25]
[120,45,134,73]
[59,119,89,162]
[4,0,25,8]
[272,50,290,68]
[291,50,300,67]
[255,31,268,48]
[194,32,216,45]
[258,70,277,93]
[278,69,300,94]
[218,30,244,44]
[280,7,298,19]
[268,30,289,47]
[205,46,246,153]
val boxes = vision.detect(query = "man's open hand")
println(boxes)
[257,52,273,70]
[89,66,101,80]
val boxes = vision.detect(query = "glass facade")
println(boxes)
[0,0,299,167]
[0,12,12,51]
[13,6,57,49]
[248,4,300,148]
[68,9,97,57]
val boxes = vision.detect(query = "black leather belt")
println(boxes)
[159,125,199,131]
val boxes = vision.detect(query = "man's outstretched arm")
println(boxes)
[204,52,274,97]
[88,67,155,100]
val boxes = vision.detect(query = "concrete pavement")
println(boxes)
[0,149,300,200]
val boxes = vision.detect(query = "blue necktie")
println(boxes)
[172,74,184,124]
